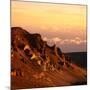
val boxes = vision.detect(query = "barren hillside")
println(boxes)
[11,27,87,90]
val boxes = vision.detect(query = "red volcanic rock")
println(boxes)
[11,27,87,89]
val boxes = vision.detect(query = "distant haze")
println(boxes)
[11,1,87,52]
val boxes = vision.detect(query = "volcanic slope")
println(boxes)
[11,27,87,89]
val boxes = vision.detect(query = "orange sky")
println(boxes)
[11,1,87,52]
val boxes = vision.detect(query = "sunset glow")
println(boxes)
[11,1,87,52]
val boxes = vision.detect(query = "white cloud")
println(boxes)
[43,37,49,41]
[43,37,86,45]
[51,37,61,43]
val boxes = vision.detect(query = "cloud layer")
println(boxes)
[43,37,86,52]
[43,37,86,45]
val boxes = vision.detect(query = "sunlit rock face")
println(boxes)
[11,27,87,89]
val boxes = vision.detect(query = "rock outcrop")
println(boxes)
[11,27,87,89]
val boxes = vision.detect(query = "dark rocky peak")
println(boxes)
[26,33,44,51]
[12,27,26,34]
[11,27,65,70]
